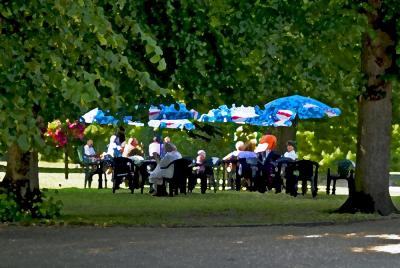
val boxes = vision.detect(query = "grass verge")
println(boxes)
[44,188,400,227]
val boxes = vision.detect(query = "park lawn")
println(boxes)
[46,188,400,227]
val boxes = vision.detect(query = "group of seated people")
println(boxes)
[82,129,302,195]
[221,134,298,192]
[146,137,212,196]
[82,128,146,188]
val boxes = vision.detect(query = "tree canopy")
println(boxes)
[1,0,400,215]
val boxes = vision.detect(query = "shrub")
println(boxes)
[0,188,63,223]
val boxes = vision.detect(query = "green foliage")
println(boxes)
[391,124,400,171]
[0,0,164,153]
[0,192,21,222]
[2,0,400,180]
[0,188,63,222]
[33,189,63,219]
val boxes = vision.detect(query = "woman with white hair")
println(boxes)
[222,141,245,160]
[222,141,245,190]
[149,143,182,196]
[188,149,208,194]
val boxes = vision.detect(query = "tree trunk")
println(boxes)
[275,126,296,155]
[339,94,397,215]
[338,0,398,215]
[0,143,41,211]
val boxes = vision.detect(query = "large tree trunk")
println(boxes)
[338,0,397,215]
[275,125,297,155]
[0,143,41,211]
[339,93,397,215]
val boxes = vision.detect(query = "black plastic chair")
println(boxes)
[136,159,157,194]
[326,160,355,195]
[275,157,296,194]
[238,157,259,191]
[257,151,282,193]
[112,157,136,194]
[203,157,220,193]
[161,158,193,196]
[285,160,319,197]
[77,148,106,189]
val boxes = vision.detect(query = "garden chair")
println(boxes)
[275,157,296,194]
[221,158,238,191]
[112,157,136,194]
[238,157,259,191]
[258,151,281,193]
[285,159,319,197]
[326,159,355,195]
[77,148,106,189]
[135,159,157,194]
[161,158,193,196]
[203,157,220,193]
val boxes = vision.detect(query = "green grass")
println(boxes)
[0,164,82,173]
[46,188,400,227]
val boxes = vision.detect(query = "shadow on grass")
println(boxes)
[44,188,400,227]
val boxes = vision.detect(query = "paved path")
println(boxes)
[1,218,400,268]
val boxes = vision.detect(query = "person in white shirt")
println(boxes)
[105,135,122,158]
[283,140,298,160]
[148,136,162,160]
[149,142,182,195]
[83,139,99,163]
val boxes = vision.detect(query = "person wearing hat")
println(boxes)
[259,133,277,151]
[283,140,298,160]
[149,142,182,196]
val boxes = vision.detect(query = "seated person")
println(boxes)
[102,135,122,159]
[148,136,162,161]
[223,141,244,161]
[255,132,278,163]
[237,141,257,160]
[237,141,258,190]
[283,140,298,160]
[223,141,244,190]
[160,136,171,158]
[123,138,143,157]
[115,126,126,147]
[259,133,277,151]
[276,141,298,190]
[189,150,208,194]
[82,139,102,188]
[83,139,100,163]
[123,137,145,165]
[149,143,182,196]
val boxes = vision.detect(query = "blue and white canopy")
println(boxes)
[249,95,341,127]
[80,108,144,126]
[148,103,197,130]
[198,105,258,124]
[148,119,195,130]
